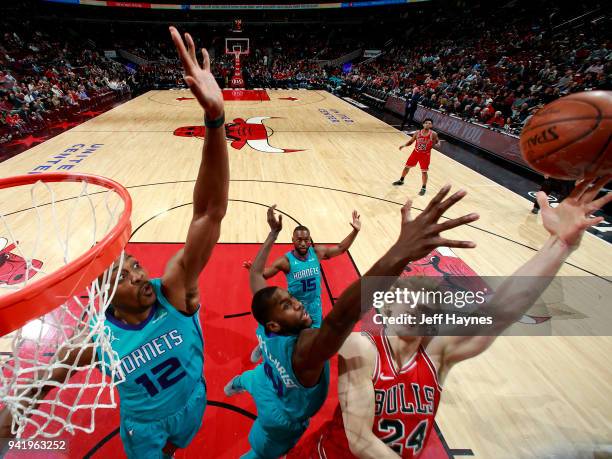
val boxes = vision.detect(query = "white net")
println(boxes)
[0,178,127,438]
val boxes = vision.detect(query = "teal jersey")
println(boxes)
[95,278,204,421]
[257,330,330,423]
[286,247,322,326]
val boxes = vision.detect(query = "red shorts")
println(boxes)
[405,151,431,171]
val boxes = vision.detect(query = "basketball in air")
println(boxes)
[519,90,612,180]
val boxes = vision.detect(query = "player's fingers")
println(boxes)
[569,177,593,199]
[267,205,276,221]
[278,214,283,226]
[581,216,604,229]
[202,48,211,72]
[536,191,551,210]
[185,33,197,65]
[431,213,479,234]
[433,237,477,249]
[423,184,451,216]
[169,27,194,73]
[580,175,611,203]
[401,198,413,223]
[433,189,467,220]
[586,191,612,213]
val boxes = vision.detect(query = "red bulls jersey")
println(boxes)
[312,332,441,458]
[414,130,434,154]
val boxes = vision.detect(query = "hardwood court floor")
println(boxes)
[0,89,610,458]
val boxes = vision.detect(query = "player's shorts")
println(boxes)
[119,378,207,459]
[405,151,430,171]
[239,366,310,459]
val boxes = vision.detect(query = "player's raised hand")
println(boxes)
[350,210,361,231]
[537,175,612,249]
[169,26,223,119]
[393,185,478,261]
[242,261,252,270]
[267,205,283,234]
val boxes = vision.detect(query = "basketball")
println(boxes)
[520,91,612,180]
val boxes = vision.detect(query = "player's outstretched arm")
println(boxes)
[250,205,283,294]
[434,176,612,371]
[400,133,417,150]
[0,345,94,438]
[293,186,479,386]
[315,210,361,260]
[162,27,229,314]
[339,334,401,458]
[242,255,289,280]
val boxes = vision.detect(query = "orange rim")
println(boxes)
[0,172,132,336]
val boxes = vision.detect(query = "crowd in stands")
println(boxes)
[0,23,132,144]
[1,1,609,145]
[340,5,610,134]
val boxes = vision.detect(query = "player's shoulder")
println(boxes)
[275,253,291,267]
[339,333,378,375]
[339,332,377,360]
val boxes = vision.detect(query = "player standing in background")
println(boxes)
[225,187,480,459]
[290,176,612,459]
[1,26,229,459]
[393,119,440,196]
[243,211,361,362]
[243,211,361,329]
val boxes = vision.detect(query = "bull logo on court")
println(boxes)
[173,116,302,153]
[402,248,550,325]
[0,238,43,285]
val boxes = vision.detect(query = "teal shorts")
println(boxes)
[239,366,309,459]
[119,378,207,459]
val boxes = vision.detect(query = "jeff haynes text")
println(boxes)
[372,313,493,326]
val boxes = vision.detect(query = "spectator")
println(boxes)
[488,110,506,128]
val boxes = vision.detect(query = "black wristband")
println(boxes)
[204,112,225,129]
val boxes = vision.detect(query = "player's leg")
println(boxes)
[250,324,265,363]
[419,171,428,195]
[395,150,419,185]
[224,365,261,396]
[393,166,411,186]
[243,417,309,459]
[418,154,431,195]
[250,344,263,363]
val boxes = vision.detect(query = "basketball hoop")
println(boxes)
[0,173,131,334]
[0,172,132,438]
